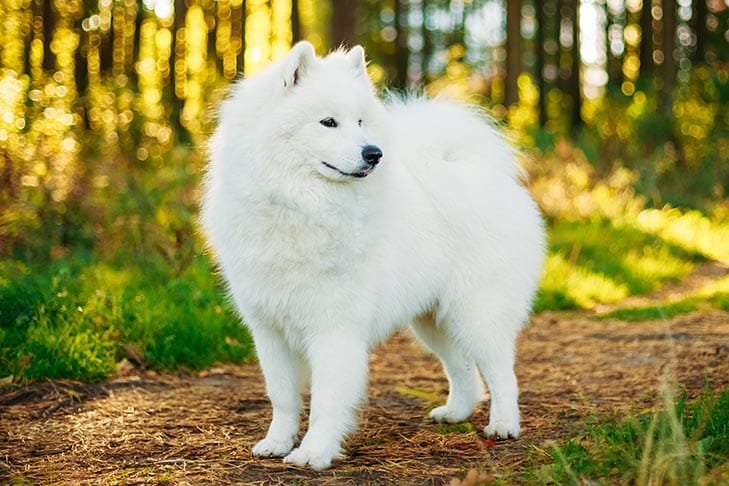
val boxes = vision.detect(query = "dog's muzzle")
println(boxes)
[322,144,383,179]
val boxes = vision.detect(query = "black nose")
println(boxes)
[361,145,383,166]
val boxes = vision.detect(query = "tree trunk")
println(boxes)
[662,0,676,94]
[639,0,653,79]
[291,0,301,44]
[171,0,188,142]
[237,0,246,74]
[605,5,622,87]
[692,0,707,64]
[535,0,547,126]
[569,0,581,129]
[171,0,186,97]
[42,0,56,71]
[99,2,113,72]
[505,0,521,106]
[331,0,357,49]
[394,0,408,88]
[421,0,432,82]
[75,32,89,99]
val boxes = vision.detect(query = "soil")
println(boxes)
[2,264,729,485]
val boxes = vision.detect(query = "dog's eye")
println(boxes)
[319,117,338,128]
[358,119,362,127]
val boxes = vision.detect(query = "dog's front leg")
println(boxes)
[283,333,368,470]
[250,325,304,458]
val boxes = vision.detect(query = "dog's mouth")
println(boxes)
[321,161,373,179]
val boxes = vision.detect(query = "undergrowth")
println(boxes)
[0,253,253,382]
[599,275,729,321]
[530,149,729,313]
[3,145,729,382]
[532,386,729,485]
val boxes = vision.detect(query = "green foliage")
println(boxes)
[437,422,479,435]
[710,293,729,311]
[569,65,729,214]
[600,300,700,322]
[536,388,729,485]
[0,254,253,382]
[534,219,700,312]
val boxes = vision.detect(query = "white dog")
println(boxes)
[201,42,545,470]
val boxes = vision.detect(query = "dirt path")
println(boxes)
[2,308,729,485]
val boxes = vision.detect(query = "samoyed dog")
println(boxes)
[201,41,545,470]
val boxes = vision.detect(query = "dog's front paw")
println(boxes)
[429,405,473,424]
[252,435,296,457]
[283,445,342,471]
[484,420,521,439]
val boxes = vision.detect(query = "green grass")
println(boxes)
[534,218,701,312]
[532,387,729,485]
[2,204,729,382]
[437,422,479,435]
[636,209,729,266]
[0,253,254,382]
[598,275,729,322]
[710,293,729,311]
[599,300,700,322]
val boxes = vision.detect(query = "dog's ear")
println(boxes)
[282,41,316,88]
[347,45,367,76]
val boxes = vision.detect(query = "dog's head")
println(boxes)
[272,42,385,182]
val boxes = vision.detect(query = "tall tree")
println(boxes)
[42,0,56,71]
[331,0,358,48]
[639,0,653,79]
[291,0,301,44]
[662,0,676,94]
[393,0,409,88]
[692,0,707,64]
[505,0,521,106]
[171,0,186,96]
[237,0,246,73]
[99,0,113,72]
[535,0,547,126]
[421,0,433,82]
[568,0,581,129]
[605,3,623,87]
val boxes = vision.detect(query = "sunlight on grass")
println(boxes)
[538,252,628,310]
[599,300,700,322]
[636,209,729,265]
[527,147,729,313]
[536,218,699,312]
[535,386,729,484]
[622,246,695,287]
[600,275,729,321]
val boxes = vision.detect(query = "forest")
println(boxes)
[0,0,728,259]
[2,1,729,484]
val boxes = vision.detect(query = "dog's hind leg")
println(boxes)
[450,297,524,439]
[411,314,484,424]
[250,325,305,457]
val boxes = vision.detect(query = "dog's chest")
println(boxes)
[235,203,368,287]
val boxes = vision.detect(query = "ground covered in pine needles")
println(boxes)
[2,266,729,485]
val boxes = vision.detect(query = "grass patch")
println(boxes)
[599,299,700,322]
[535,219,700,311]
[599,275,729,322]
[533,386,729,485]
[710,293,729,311]
[437,422,479,435]
[3,203,728,382]
[0,253,254,382]
[636,209,729,264]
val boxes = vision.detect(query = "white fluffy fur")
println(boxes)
[201,42,545,471]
